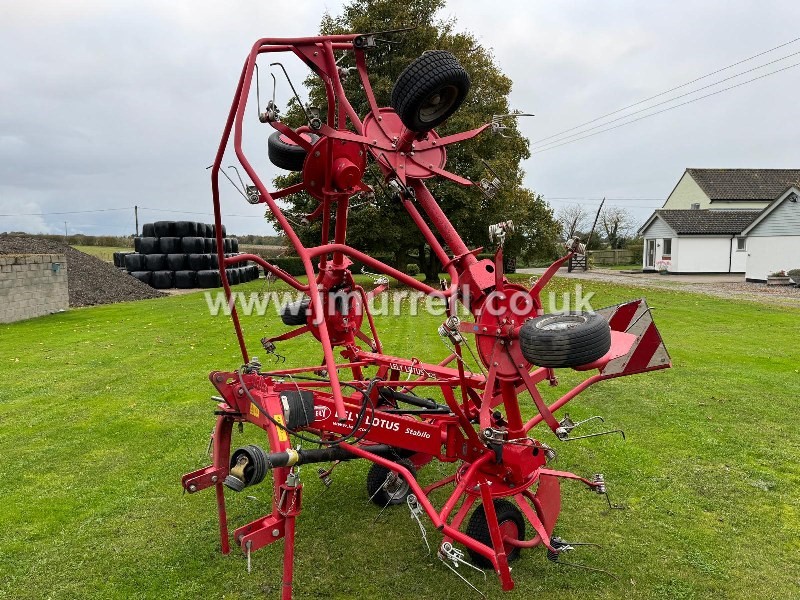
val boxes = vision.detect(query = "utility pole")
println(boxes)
[584,198,605,272]
[135,205,139,237]
[64,221,68,241]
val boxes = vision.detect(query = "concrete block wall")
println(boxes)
[0,254,69,323]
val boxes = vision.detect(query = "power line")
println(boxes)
[531,60,800,155]
[0,205,268,219]
[137,206,266,218]
[531,35,800,146]
[0,207,131,217]
[531,49,800,151]
[547,198,660,209]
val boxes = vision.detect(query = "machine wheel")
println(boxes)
[518,312,611,368]
[280,298,310,326]
[268,131,319,171]
[391,51,470,133]
[366,459,416,506]
[465,499,525,568]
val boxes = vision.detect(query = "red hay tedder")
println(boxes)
[182,28,671,599]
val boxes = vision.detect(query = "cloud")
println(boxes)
[2,1,799,235]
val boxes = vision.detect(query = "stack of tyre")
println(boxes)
[123,221,259,289]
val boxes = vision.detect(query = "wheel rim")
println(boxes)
[418,85,459,123]
[499,519,521,553]
[535,315,587,331]
[383,472,410,501]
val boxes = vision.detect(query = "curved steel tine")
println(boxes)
[270,62,311,124]
[228,166,248,192]
[218,166,247,200]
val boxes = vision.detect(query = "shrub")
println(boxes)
[405,263,420,276]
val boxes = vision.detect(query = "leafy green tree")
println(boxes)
[269,0,560,280]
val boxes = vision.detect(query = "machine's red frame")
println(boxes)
[182,31,671,599]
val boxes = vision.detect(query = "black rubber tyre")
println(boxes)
[145,254,167,271]
[391,51,470,133]
[187,253,210,271]
[130,270,151,285]
[197,269,221,288]
[465,499,525,568]
[251,265,260,280]
[203,238,214,252]
[366,459,416,507]
[222,238,232,253]
[182,237,204,253]
[137,237,159,255]
[166,253,186,270]
[203,223,213,238]
[518,312,611,368]
[267,131,319,171]
[159,237,182,254]
[211,223,227,238]
[153,221,174,237]
[280,298,310,326]
[174,270,197,289]
[124,253,145,272]
[151,270,174,289]
[141,223,155,237]
[237,266,249,282]
[112,252,123,267]
[230,238,239,252]
[175,221,198,237]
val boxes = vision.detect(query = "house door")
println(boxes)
[645,239,656,268]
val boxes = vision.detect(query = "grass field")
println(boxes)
[71,245,132,262]
[0,276,798,599]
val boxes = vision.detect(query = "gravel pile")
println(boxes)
[0,235,166,307]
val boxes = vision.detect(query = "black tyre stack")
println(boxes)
[123,221,258,289]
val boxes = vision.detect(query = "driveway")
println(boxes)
[516,267,800,307]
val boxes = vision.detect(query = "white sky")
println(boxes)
[2,0,799,235]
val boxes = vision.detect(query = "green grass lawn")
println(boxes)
[71,245,132,262]
[1,277,798,599]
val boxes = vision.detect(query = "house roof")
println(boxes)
[741,187,800,235]
[687,168,800,201]
[642,209,762,236]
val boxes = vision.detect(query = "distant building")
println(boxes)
[663,168,800,211]
[639,170,800,280]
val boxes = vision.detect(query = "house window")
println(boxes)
[736,237,747,251]
[691,203,700,210]
[662,238,672,258]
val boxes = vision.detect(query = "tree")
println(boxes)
[600,206,634,249]
[269,0,560,280]
[556,205,589,240]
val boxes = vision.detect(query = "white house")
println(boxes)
[640,169,800,275]
[663,168,800,210]
[741,187,800,282]
[638,210,760,273]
